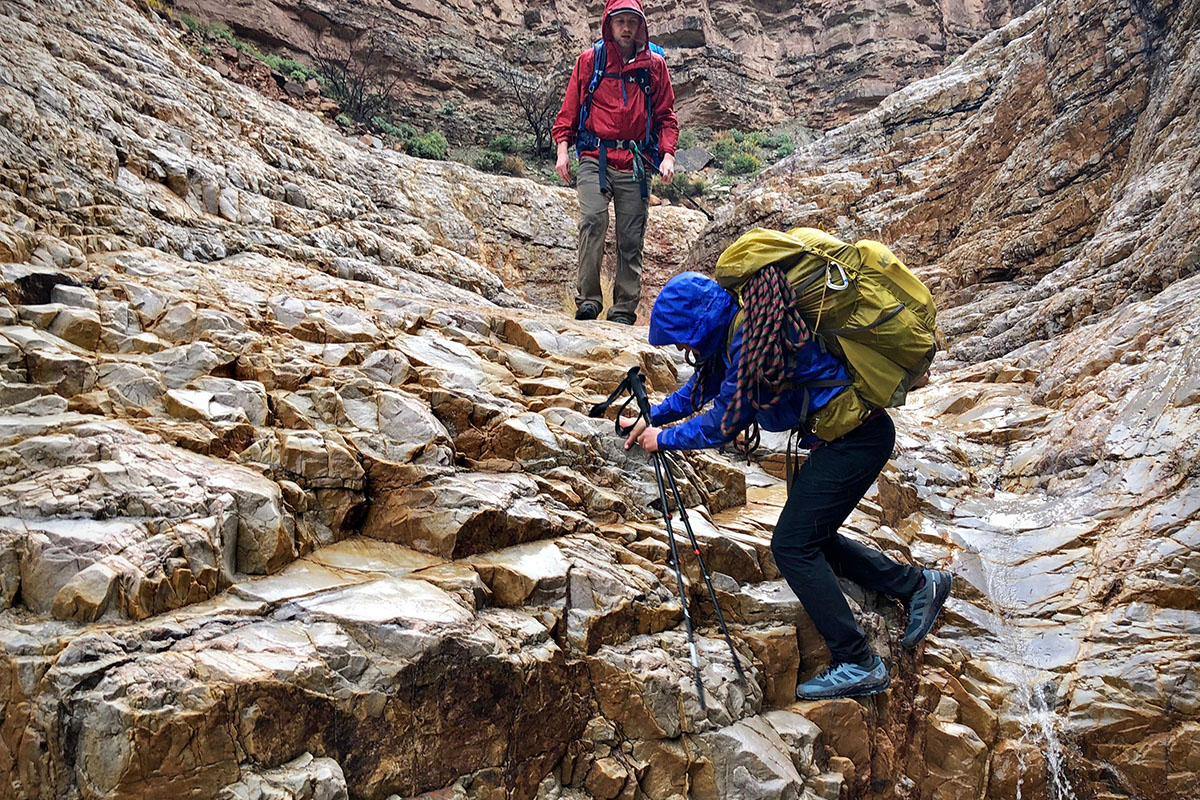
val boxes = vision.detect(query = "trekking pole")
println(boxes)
[590,367,747,710]
[590,367,707,710]
[647,444,708,711]
[623,369,746,684]
[632,146,715,221]
[657,450,747,683]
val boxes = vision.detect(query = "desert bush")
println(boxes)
[503,63,572,155]
[709,136,736,164]
[209,23,236,46]
[408,131,449,160]
[312,19,402,124]
[474,150,505,173]
[654,172,707,200]
[490,134,519,153]
[372,117,416,141]
[501,155,525,177]
[725,152,760,174]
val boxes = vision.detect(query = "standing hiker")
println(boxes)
[621,267,953,700]
[552,0,679,325]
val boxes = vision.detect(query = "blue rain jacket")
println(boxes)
[647,272,851,450]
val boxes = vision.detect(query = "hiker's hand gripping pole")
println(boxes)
[589,366,647,436]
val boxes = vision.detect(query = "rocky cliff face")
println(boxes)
[691,0,1200,796]
[1,1,1198,800]
[169,0,1033,136]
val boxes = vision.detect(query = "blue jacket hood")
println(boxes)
[649,272,735,359]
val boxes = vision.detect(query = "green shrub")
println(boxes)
[408,131,449,160]
[257,53,318,81]
[474,150,505,173]
[199,45,213,56]
[209,24,236,46]
[335,113,353,128]
[709,137,736,164]
[515,133,536,154]
[762,132,789,149]
[439,102,457,117]
[489,134,519,153]
[654,172,707,200]
[180,14,203,33]
[746,130,769,147]
[726,152,760,174]
[677,129,699,149]
[728,128,747,143]
[371,117,416,140]
[501,155,525,177]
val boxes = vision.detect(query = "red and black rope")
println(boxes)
[719,265,810,439]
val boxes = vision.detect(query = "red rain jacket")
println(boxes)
[552,0,679,172]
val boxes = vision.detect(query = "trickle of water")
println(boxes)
[963,492,1082,800]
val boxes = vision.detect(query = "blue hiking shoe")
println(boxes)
[796,655,891,700]
[902,569,953,648]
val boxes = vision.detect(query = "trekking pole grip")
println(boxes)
[626,366,654,422]
[589,366,650,436]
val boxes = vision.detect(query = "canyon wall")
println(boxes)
[0,0,1197,798]
[170,0,1034,136]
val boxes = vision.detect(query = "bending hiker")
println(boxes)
[552,0,679,325]
[621,256,952,700]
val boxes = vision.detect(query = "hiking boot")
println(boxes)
[575,301,601,321]
[796,655,890,701]
[608,311,636,325]
[902,569,953,648]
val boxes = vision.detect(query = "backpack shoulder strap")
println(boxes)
[587,40,607,94]
[578,41,608,138]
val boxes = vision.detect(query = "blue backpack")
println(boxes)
[575,39,665,198]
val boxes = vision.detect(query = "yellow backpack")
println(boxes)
[714,227,941,441]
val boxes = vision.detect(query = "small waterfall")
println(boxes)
[956,490,1083,800]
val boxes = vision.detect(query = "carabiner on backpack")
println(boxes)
[826,261,850,291]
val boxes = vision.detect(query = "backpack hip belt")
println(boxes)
[577,136,659,198]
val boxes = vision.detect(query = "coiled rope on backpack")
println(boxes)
[720,264,812,451]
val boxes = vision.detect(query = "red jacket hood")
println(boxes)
[602,0,649,54]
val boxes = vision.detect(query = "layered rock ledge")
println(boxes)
[1,0,1199,798]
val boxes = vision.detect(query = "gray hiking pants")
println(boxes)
[575,158,649,319]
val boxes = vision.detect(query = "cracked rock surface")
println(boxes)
[1,0,1198,799]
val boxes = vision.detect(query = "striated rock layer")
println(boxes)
[0,1,869,798]
[169,0,1033,134]
[690,0,1200,797]
[1,0,1199,799]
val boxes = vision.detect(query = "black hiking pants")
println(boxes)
[771,411,924,665]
